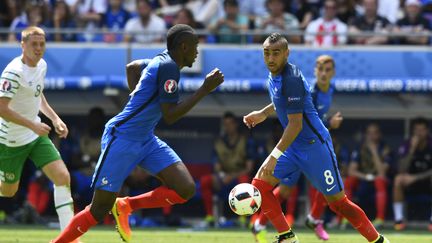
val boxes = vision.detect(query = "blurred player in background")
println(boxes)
[51,24,224,243]
[346,123,391,229]
[250,54,342,242]
[393,117,432,231]
[0,26,77,241]
[243,33,389,243]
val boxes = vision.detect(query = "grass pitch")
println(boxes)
[0,226,430,243]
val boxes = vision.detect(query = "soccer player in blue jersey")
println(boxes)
[243,33,389,243]
[250,55,343,242]
[51,24,224,243]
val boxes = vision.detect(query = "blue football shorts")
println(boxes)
[91,132,181,192]
[273,136,344,196]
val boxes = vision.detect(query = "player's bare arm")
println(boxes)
[256,113,302,179]
[0,97,50,136]
[160,68,223,124]
[40,93,68,138]
[275,113,303,152]
[126,59,146,91]
[243,103,274,128]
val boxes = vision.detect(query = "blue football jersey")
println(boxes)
[268,62,330,148]
[311,81,335,127]
[105,51,180,140]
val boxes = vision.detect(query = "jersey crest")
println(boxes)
[164,79,178,93]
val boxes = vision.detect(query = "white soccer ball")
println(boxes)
[228,183,262,216]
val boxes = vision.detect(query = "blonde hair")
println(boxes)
[316,55,335,68]
[21,26,45,42]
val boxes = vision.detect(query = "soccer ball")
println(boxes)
[228,183,262,216]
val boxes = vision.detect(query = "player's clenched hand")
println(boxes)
[243,111,267,129]
[260,156,277,177]
[53,119,69,138]
[31,122,51,136]
[329,111,343,129]
[202,68,224,93]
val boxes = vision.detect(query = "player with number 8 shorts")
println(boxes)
[243,33,389,243]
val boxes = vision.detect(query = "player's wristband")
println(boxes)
[270,148,283,159]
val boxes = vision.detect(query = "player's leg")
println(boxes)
[200,173,216,223]
[31,136,75,231]
[112,137,194,241]
[305,190,329,241]
[373,177,387,227]
[253,153,299,242]
[52,134,143,243]
[0,142,31,197]
[118,137,195,211]
[251,174,299,243]
[121,162,194,210]
[282,185,299,226]
[302,137,387,243]
[0,181,19,197]
[392,173,411,230]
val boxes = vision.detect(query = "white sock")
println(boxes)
[54,185,74,230]
[254,217,267,231]
[307,214,319,224]
[393,202,404,222]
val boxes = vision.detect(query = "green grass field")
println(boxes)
[0,226,430,243]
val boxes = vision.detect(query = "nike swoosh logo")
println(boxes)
[77,226,85,233]
[326,185,336,192]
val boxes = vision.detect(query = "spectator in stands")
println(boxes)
[394,0,431,45]
[172,8,206,41]
[208,0,249,44]
[102,0,132,43]
[345,123,391,229]
[172,8,205,29]
[124,0,166,43]
[154,0,187,8]
[393,117,432,231]
[378,0,401,24]
[50,0,77,42]
[237,0,267,29]
[199,112,255,226]
[294,0,320,30]
[304,0,348,47]
[348,0,391,45]
[255,0,300,43]
[336,0,357,24]
[8,2,48,42]
[74,0,107,42]
[0,0,17,28]
[157,0,218,27]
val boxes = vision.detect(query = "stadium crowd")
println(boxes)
[0,0,432,45]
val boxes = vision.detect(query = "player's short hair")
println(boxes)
[411,117,430,130]
[21,26,45,42]
[316,55,335,68]
[264,33,288,50]
[166,24,195,51]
